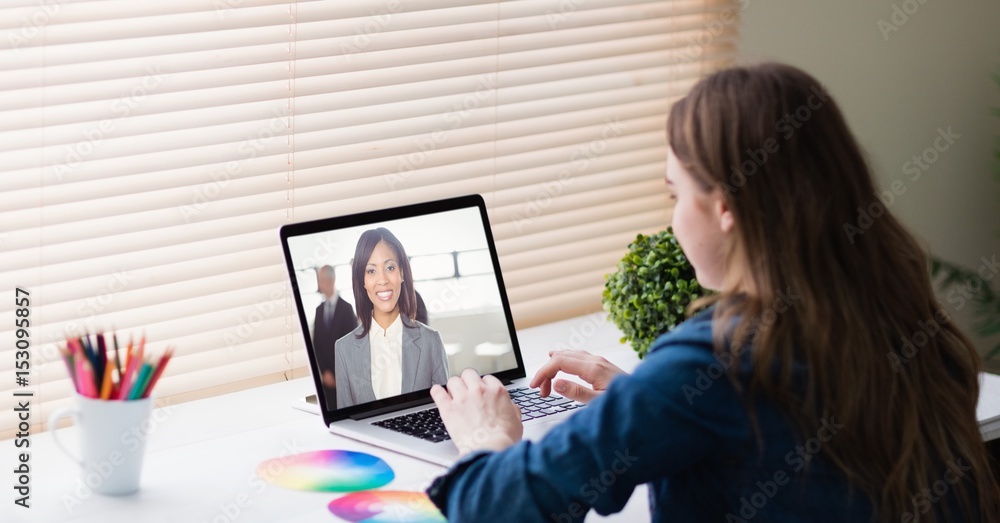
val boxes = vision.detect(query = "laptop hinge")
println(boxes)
[349,396,435,421]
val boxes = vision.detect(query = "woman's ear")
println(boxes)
[713,192,734,233]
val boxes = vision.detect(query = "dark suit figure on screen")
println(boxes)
[312,265,357,404]
[335,228,449,409]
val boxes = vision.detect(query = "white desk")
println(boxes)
[5,313,649,523]
[978,372,1000,441]
[7,313,1000,523]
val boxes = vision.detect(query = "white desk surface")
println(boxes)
[978,372,1000,441]
[5,313,647,523]
[6,313,1000,523]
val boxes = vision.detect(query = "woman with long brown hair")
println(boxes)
[425,62,1000,522]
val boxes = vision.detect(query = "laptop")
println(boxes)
[278,194,583,466]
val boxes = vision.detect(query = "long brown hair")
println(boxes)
[668,63,999,522]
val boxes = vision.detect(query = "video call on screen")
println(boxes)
[287,207,517,411]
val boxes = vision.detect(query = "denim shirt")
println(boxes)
[427,310,875,522]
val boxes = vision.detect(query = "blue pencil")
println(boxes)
[96,332,107,393]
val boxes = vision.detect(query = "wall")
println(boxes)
[739,0,1000,358]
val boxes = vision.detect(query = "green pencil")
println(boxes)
[128,362,153,400]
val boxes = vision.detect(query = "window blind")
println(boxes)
[0,0,741,437]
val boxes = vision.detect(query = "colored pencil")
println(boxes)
[112,332,123,391]
[80,334,93,366]
[128,363,153,400]
[96,332,107,392]
[79,358,95,398]
[77,335,87,363]
[73,350,86,395]
[124,335,134,376]
[88,359,99,398]
[68,339,84,394]
[60,344,78,393]
[67,338,81,359]
[78,335,97,393]
[57,332,173,401]
[99,360,114,399]
[117,344,142,400]
[141,348,173,399]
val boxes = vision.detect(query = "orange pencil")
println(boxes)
[124,335,134,373]
[99,361,114,399]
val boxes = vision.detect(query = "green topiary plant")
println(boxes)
[602,228,706,359]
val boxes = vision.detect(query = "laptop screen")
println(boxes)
[279,195,524,422]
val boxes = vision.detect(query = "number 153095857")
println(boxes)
[15,288,30,386]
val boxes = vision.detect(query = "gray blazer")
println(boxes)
[334,316,450,409]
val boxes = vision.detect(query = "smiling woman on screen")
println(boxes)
[335,227,449,409]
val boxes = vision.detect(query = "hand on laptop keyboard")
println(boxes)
[429,371,524,456]
[530,349,627,403]
[373,386,585,444]
[507,387,584,422]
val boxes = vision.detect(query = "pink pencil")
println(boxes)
[116,344,143,400]
[69,338,89,394]
[73,350,86,395]
[141,348,173,399]
[67,337,82,358]
[79,358,96,398]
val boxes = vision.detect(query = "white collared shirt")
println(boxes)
[369,313,403,400]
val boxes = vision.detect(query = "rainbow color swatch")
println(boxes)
[256,450,394,492]
[328,491,446,523]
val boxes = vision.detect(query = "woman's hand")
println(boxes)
[530,350,627,403]
[430,369,523,457]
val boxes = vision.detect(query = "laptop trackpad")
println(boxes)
[523,417,561,441]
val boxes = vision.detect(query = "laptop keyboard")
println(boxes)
[371,387,585,443]
[509,387,584,420]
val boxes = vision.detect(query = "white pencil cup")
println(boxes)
[47,394,154,495]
